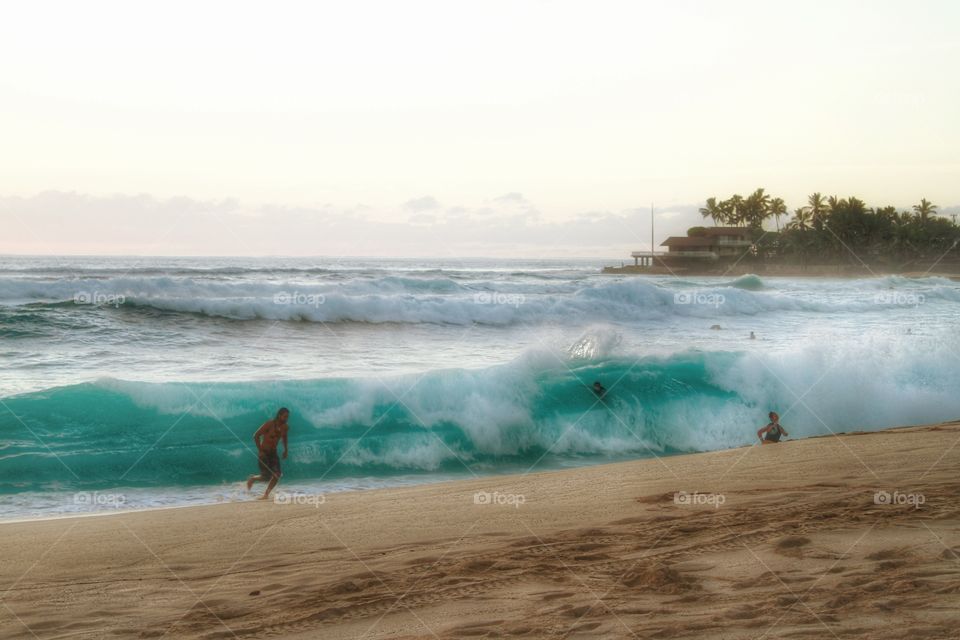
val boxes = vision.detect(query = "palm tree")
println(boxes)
[768,197,787,232]
[724,195,745,226]
[752,188,769,207]
[846,197,867,214]
[913,198,937,221]
[891,211,916,259]
[699,197,724,225]
[744,188,770,229]
[874,205,898,220]
[807,193,828,231]
[824,196,846,240]
[787,207,811,232]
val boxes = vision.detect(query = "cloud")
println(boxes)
[937,205,960,218]
[492,192,528,205]
[402,196,440,212]
[407,213,437,225]
[656,210,684,220]
[0,190,732,257]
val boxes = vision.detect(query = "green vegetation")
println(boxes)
[699,190,958,265]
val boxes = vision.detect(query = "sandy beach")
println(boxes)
[2,422,958,640]
[5,2,959,637]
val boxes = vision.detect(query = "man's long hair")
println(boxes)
[276,407,290,420]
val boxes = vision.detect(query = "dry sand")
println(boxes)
[2,422,959,639]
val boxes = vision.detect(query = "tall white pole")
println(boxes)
[650,203,654,266]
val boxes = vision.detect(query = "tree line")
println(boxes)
[697,189,957,263]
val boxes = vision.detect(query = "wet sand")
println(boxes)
[2,421,959,639]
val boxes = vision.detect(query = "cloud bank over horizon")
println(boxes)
[2,1,958,234]
[4,190,958,258]
[1,190,707,258]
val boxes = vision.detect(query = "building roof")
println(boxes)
[702,226,748,236]
[661,236,716,248]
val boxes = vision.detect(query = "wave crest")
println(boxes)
[3,333,958,494]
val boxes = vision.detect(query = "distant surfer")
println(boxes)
[592,381,607,399]
[750,331,756,340]
[757,411,788,444]
[246,407,290,500]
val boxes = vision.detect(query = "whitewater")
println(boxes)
[2,255,958,519]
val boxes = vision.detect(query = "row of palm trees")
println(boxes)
[784,194,940,232]
[698,189,789,230]
[699,190,943,232]
[698,190,956,262]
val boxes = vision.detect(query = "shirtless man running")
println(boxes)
[246,407,290,500]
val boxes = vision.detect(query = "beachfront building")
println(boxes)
[603,226,753,274]
[659,226,752,262]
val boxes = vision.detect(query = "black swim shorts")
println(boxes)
[258,449,282,479]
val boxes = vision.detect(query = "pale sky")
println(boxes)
[1,0,958,256]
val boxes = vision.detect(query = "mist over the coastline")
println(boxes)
[0,191,701,257]
[3,191,958,258]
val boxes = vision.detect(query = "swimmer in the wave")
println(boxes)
[592,381,607,399]
[757,411,788,444]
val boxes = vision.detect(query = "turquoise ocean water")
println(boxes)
[2,256,958,518]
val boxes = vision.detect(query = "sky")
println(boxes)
[1,0,958,256]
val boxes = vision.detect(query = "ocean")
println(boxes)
[2,255,958,519]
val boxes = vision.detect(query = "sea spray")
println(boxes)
[3,257,959,518]
[2,274,954,326]
[3,336,958,496]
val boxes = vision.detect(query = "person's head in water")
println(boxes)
[769,411,779,424]
[592,381,606,397]
[276,407,290,424]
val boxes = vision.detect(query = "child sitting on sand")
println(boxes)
[757,412,788,444]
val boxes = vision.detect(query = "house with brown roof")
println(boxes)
[659,227,752,261]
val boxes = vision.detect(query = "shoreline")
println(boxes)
[2,420,958,639]
[0,420,932,526]
[0,422,942,526]
[600,264,960,279]
[0,499,221,526]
